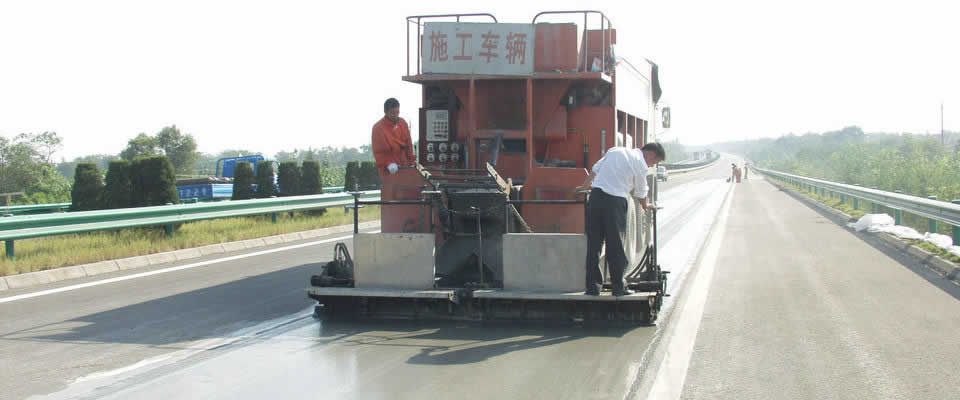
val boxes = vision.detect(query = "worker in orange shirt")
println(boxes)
[372,98,415,176]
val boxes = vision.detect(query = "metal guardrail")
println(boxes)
[663,155,720,172]
[0,203,71,216]
[0,191,381,258]
[757,167,960,243]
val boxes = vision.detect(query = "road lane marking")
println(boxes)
[0,234,366,304]
[645,183,736,400]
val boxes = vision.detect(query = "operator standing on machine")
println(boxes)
[372,98,415,177]
[578,143,665,296]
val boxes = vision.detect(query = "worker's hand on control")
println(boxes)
[574,185,590,193]
[387,163,399,175]
[640,198,650,210]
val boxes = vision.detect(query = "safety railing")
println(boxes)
[0,191,381,258]
[662,154,719,172]
[756,167,960,244]
[532,10,613,74]
[0,203,71,216]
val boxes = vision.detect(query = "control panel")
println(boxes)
[421,108,463,168]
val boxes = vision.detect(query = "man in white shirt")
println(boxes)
[578,142,665,296]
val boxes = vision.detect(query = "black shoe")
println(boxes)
[585,289,600,296]
[613,289,635,297]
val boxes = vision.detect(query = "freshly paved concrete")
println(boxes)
[680,177,960,399]
[0,161,734,400]
[0,229,364,400]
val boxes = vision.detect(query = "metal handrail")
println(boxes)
[532,10,614,73]
[406,13,499,76]
[0,191,382,258]
[0,203,70,215]
[756,167,960,228]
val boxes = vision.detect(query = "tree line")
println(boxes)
[2,128,373,205]
[715,126,960,201]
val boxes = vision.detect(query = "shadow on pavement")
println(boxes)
[316,319,638,365]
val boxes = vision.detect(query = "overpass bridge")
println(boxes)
[1,155,958,400]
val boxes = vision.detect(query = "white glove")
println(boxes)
[387,163,399,174]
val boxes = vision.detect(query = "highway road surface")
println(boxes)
[13,158,958,399]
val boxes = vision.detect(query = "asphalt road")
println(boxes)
[0,159,733,400]
[679,176,960,399]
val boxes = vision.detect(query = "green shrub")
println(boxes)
[231,161,256,200]
[300,160,322,195]
[255,160,277,198]
[344,161,361,191]
[359,161,381,190]
[277,161,301,196]
[70,163,104,211]
[131,156,180,207]
[103,160,133,209]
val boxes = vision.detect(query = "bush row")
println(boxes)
[343,161,381,191]
[230,160,324,200]
[70,156,179,211]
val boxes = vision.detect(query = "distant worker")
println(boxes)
[578,143,666,296]
[371,97,415,177]
[743,163,749,180]
[730,163,737,183]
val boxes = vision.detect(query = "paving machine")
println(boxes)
[309,10,667,324]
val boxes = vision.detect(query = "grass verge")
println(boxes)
[911,240,960,264]
[0,206,379,276]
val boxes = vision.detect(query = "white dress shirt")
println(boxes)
[590,147,649,200]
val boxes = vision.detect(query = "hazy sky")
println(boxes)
[1,0,957,160]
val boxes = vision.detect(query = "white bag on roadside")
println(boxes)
[847,214,894,232]
[922,233,954,250]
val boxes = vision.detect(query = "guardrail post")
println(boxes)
[352,192,360,234]
[927,196,939,233]
[271,212,278,224]
[164,224,174,238]
[852,197,859,210]
[4,240,13,259]
[953,200,960,245]
[894,209,902,225]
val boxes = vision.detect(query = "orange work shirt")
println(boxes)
[371,116,415,172]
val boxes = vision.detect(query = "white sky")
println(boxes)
[1,0,958,160]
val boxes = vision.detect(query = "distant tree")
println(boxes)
[300,160,322,195]
[277,161,301,196]
[231,161,256,200]
[156,125,199,175]
[255,160,277,198]
[70,163,104,211]
[57,154,120,180]
[0,132,71,205]
[120,133,161,161]
[103,160,133,209]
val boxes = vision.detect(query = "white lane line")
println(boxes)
[0,234,367,304]
[645,183,736,400]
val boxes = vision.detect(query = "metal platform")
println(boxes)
[472,289,658,301]
[307,287,456,300]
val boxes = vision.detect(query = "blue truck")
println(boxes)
[176,155,272,202]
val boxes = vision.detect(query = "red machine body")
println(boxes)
[382,11,658,237]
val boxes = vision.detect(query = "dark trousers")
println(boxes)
[585,188,629,293]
